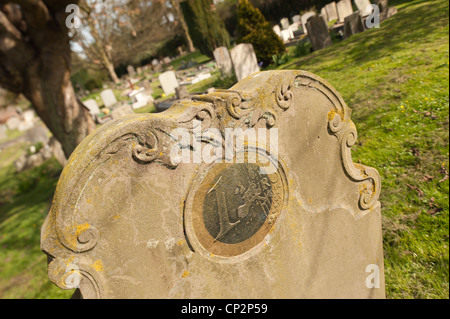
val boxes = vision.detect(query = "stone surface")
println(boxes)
[230,43,260,82]
[301,12,316,35]
[83,99,101,115]
[41,70,385,299]
[355,0,372,16]
[325,2,339,21]
[320,7,328,22]
[110,104,134,120]
[25,125,49,144]
[100,89,118,108]
[159,71,179,95]
[280,17,290,29]
[337,0,353,22]
[213,46,233,76]
[175,86,189,100]
[127,65,136,77]
[344,11,365,38]
[306,15,333,51]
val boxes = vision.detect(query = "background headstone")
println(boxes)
[325,2,339,21]
[292,15,301,24]
[158,71,179,95]
[127,65,136,77]
[355,0,372,16]
[280,17,290,29]
[306,15,333,51]
[230,43,260,81]
[175,86,189,100]
[111,104,134,120]
[100,89,118,108]
[301,12,316,34]
[83,99,101,115]
[337,0,353,22]
[273,24,282,37]
[213,46,233,76]
[320,7,328,22]
[343,11,365,38]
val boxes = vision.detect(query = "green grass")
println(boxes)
[0,0,448,299]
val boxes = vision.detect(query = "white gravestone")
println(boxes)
[83,99,101,115]
[325,2,339,21]
[100,89,118,108]
[159,71,179,95]
[301,12,316,35]
[355,0,373,16]
[337,0,353,22]
[230,43,260,82]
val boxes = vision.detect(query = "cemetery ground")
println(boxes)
[0,0,448,299]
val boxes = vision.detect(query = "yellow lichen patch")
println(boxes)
[86,198,93,204]
[92,260,104,272]
[177,239,184,246]
[181,270,189,278]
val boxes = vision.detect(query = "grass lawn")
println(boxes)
[0,0,447,299]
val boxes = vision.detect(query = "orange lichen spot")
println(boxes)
[92,260,104,272]
[181,270,189,278]
[86,198,93,204]
[177,239,184,246]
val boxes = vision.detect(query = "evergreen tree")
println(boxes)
[180,0,230,57]
[236,0,286,66]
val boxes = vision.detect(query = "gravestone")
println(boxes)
[292,15,301,24]
[306,15,333,51]
[127,65,136,77]
[301,12,316,35]
[25,125,49,144]
[343,11,365,38]
[230,43,260,81]
[337,0,353,22]
[83,99,101,115]
[110,104,134,120]
[158,71,179,95]
[280,17,290,29]
[273,25,282,37]
[325,2,339,21]
[320,7,328,22]
[175,86,189,100]
[280,29,294,42]
[41,70,385,299]
[100,89,118,108]
[213,46,233,76]
[355,0,372,16]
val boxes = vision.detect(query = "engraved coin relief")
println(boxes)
[184,148,288,258]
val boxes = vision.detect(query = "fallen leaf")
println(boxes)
[423,175,434,181]
[406,184,424,197]
[427,207,443,215]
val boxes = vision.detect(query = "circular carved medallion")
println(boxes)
[184,147,287,258]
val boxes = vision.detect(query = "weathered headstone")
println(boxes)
[292,15,301,24]
[301,12,316,35]
[355,0,372,16]
[280,29,294,42]
[83,99,101,115]
[158,71,179,95]
[230,43,260,81]
[273,24,282,37]
[127,65,136,77]
[110,104,134,120]
[280,17,290,29]
[343,11,365,38]
[337,0,353,22]
[325,2,339,21]
[175,86,189,100]
[306,15,333,51]
[25,125,49,144]
[100,89,118,108]
[41,70,385,299]
[213,46,233,76]
[320,7,328,22]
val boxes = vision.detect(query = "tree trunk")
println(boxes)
[171,0,195,53]
[0,1,96,159]
[23,51,96,158]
